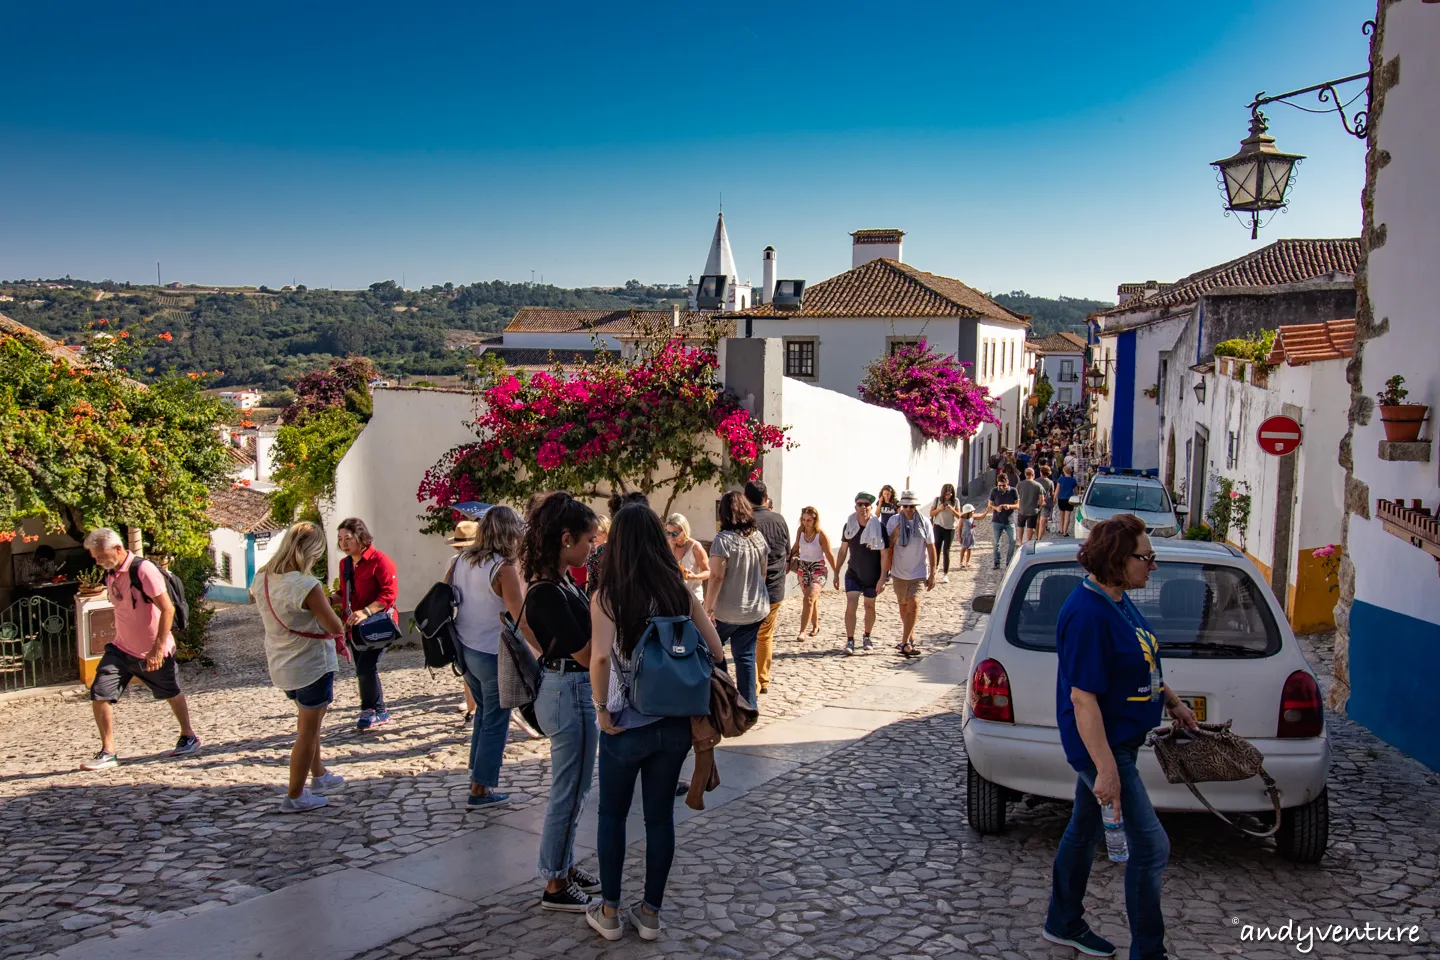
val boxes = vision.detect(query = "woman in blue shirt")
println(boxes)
[1055,464,1080,538]
[1045,514,1197,960]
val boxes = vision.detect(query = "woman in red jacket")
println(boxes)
[336,518,400,730]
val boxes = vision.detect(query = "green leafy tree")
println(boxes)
[270,357,377,522]
[1033,374,1055,413]
[0,326,229,557]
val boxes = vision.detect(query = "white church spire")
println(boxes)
[702,211,738,283]
[688,209,753,312]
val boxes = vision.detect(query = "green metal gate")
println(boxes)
[0,596,75,692]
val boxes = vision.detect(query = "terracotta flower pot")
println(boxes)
[1379,404,1428,442]
[78,585,105,598]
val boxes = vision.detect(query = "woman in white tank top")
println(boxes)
[665,513,710,602]
[788,506,837,639]
[446,506,526,809]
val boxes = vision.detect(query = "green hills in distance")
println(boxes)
[2,277,1109,390]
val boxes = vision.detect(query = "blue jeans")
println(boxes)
[597,716,691,912]
[992,523,1016,567]
[458,647,510,789]
[533,669,597,880]
[353,646,385,711]
[715,619,761,705]
[1047,745,1170,960]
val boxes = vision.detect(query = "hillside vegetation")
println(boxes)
[990,291,1113,338]
[1,279,684,389]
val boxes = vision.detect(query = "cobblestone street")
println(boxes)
[1,519,1437,959]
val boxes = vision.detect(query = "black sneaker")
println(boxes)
[844,638,856,656]
[541,882,593,913]
[1042,926,1116,957]
[570,866,602,894]
[170,735,201,757]
[862,635,874,652]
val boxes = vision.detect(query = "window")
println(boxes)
[1085,481,1173,513]
[783,338,817,380]
[887,336,919,356]
[1227,431,1238,469]
[980,339,989,379]
[1060,359,1076,383]
[220,553,233,582]
[1057,388,1073,404]
[1004,561,1281,658]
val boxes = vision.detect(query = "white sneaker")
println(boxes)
[940,575,950,584]
[279,790,329,814]
[311,771,345,794]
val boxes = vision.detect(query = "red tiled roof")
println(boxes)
[1101,239,1360,319]
[1266,320,1356,366]
[1029,332,1087,354]
[207,486,285,534]
[225,445,256,469]
[0,313,86,364]
[504,308,715,335]
[736,258,1029,325]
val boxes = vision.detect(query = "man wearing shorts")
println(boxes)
[881,491,936,658]
[1016,467,1047,545]
[81,528,200,770]
[833,492,888,655]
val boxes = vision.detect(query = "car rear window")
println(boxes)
[1004,561,1281,658]
[1085,482,1171,513]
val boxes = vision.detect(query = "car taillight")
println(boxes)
[1278,670,1323,738]
[970,658,1014,723]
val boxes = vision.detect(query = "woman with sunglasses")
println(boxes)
[665,514,709,601]
[1045,514,1197,960]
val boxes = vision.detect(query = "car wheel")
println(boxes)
[1275,789,1328,863]
[966,759,1007,834]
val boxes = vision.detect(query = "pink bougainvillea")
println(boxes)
[858,339,1000,441]
[418,335,792,531]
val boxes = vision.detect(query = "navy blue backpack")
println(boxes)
[628,615,713,718]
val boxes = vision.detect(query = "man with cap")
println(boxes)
[880,491,936,658]
[833,491,888,655]
[744,480,789,695]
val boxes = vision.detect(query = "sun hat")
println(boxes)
[447,520,479,548]
[961,504,976,516]
[898,490,921,506]
[854,491,876,505]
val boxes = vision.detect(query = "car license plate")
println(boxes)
[1180,696,1207,722]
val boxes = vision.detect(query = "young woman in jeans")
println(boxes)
[705,491,770,705]
[1046,514,1198,960]
[335,518,399,730]
[520,493,602,912]
[586,503,726,942]
[252,522,347,813]
[448,506,526,810]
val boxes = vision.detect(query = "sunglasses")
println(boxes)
[854,502,871,508]
[1132,552,1158,565]
[666,530,681,538]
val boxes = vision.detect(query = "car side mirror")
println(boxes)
[972,594,995,614]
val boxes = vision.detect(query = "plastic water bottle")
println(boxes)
[1101,803,1129,863]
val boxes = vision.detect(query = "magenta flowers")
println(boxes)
[858,338,1000,441]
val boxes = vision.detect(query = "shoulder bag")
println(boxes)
[343,556,402,652]
[1147,720,1282,838]
[262,573,347,661]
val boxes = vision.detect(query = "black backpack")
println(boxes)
[414,579,460,673]
[113,557,190,633]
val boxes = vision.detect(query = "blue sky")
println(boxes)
[1,0,1371,300]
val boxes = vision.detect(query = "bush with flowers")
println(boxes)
[857,338,999,441]
[270,357,378,523]
[418,320,792,531]
[0,320,229,557]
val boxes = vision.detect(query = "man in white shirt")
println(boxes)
[880,491,936,659]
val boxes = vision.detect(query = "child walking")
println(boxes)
[958,504,977,568]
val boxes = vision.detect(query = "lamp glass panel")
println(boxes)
[1222,159,1260,208]
[1258,155,1297,205]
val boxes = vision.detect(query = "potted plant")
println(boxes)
[1377,375,1429,443]
[77,565,106,597]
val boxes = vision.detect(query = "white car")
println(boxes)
[1073,473,1180,539]
[961,539,1331,863]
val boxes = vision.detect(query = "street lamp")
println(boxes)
[1211,111,1305,240]
[1193,378,1207,405]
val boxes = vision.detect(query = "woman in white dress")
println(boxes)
[665,513,710,602]
[252,522,348,814]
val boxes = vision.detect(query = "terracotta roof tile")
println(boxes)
[1101,238,1360,319]
[736,259,1028,325]
[225,446,256,468]
[207,486,285,534]
[1266,319,1356,366]
[0,313,86,364]
[503,308,715,335]
[1029,332,1087,354]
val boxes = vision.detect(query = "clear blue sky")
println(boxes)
[1,0,1371,300]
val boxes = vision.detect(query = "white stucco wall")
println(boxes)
[1038,351,1084,406]
[779,377,963,538]
[328,388,481,614]
[1349,0,1440,624]
[748,315,964,400]
[1132,318,1186,471]
[209,528,248,589]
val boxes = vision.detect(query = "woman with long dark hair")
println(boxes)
[335,518,399,730]
[929,483,961,584]
[876,485,900,522]
[520,493,603,912]
[586,503,725,943]
[704,491,770,705]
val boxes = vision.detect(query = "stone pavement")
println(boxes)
[2,516,1438,959]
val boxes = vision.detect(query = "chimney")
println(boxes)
[851,229,904,268]
[762,246,777,304]
[254,427,279,483]
[672,303,680,328]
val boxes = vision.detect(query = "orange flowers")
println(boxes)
[158,331,173,342]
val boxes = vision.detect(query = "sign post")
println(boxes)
[1257,415,1303,456]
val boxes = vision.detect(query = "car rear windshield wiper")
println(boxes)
[1160,641,1267,656]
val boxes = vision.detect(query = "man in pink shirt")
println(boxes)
[82,528,200,770]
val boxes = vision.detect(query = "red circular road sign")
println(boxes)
[1257,415,1304,456]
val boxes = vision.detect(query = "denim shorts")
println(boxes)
[284,671,335,710]
[843,570,878,599]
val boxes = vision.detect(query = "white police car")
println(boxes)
[1073,471,1180,539]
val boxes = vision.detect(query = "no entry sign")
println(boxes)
[1257,415,1303,456]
